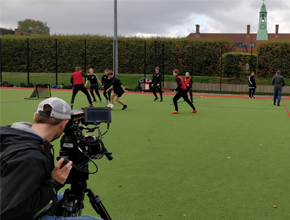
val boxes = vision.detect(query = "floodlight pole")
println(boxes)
[113,0,118,77]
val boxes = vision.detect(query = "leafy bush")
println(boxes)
[1,35,231,76]
[222,53,258,78]
[256,41,290,78]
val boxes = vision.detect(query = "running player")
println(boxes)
[70,67,93,109]
[172,69,196,114]
[101,69,112,103]
[85,68,102,102]
[184,71,193,102]
[106,71,128,110]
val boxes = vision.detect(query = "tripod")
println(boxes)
[62,181,112,220]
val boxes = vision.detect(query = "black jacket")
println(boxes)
[0,124,63,220]
[248,75,256,88]
[152,72,162,85]
[101,75,112,88]
[87,74,99,86]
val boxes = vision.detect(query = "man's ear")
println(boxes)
[60,120,69,130]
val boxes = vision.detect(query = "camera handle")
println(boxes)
[62,181,112,220]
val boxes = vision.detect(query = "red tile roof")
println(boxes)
[187,32,290,52]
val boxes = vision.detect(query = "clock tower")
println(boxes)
[257,0,268,40]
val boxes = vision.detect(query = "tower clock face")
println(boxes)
[260,24,266,30]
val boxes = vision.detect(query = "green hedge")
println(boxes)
[1,35,231,76]
[256,41,290,78]
[222,53,258,78]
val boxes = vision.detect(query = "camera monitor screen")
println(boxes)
[84,107,111,123]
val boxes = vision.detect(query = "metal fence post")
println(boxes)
[27,38,30,84]
[144,41,146,78]
[191,44,194,75]
[280,45,283,74]
[220,46,222,91]
[84,39,87,73]
[0,38,2,82]
[162,43,164,87]
[55,39,58,85]
[154,41,157,67]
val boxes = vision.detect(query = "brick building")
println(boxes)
[187,2,290,53]
[0,28,31,36]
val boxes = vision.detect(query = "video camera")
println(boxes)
[59,107,112,184]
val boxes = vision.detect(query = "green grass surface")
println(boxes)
[1,89,290,220]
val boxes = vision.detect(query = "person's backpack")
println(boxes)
[0,82,10,87]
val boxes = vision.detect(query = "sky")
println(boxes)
[0,0,290,37]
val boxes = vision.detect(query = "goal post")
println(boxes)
[25,84,51,100]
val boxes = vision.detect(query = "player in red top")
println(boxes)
[70,67,93,109]
[171,69,196,114]
[184,72,193,103]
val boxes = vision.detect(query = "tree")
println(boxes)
[18,19,50,35]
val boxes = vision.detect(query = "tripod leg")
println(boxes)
[62,187,85,217]
[86,187,112,220]
[62,188,74,217]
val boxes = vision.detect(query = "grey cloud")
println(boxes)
[0,0,289,36]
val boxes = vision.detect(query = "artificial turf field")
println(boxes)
[1,88,290,220]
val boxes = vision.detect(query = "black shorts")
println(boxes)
[115,90,124,97]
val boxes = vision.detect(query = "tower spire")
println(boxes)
[257,0,268,40]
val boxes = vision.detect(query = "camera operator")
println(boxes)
[0,97,103,220]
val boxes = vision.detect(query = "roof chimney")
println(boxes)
[247,25,250,35]
[196,24,200,35]
[275,24,279,35]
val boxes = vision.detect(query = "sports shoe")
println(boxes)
[171,110,179,114]
[122,105,128,110]
[249,97,251,99]
[93,100,97,102]
[89,104,94,107]
[160,100,163,102]
[192,110,197,113]
[154,97,159,101]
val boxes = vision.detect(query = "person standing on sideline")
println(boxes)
[151,67,163,102]
[85,68,102,102]
[106,70,128,110]
[272,70,286,106]
[101,69,112,103]
[184,72,193,102]
[248,71,256,99]
[171,69,197,114]
[70,67,93,109]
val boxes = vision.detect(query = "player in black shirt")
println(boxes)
[151,67,163,102]
[106,70,128,110]
[248,71,256,99]
[101,69,112,103]
[85,68,102,102]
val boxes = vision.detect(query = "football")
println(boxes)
[107,103,114,109]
